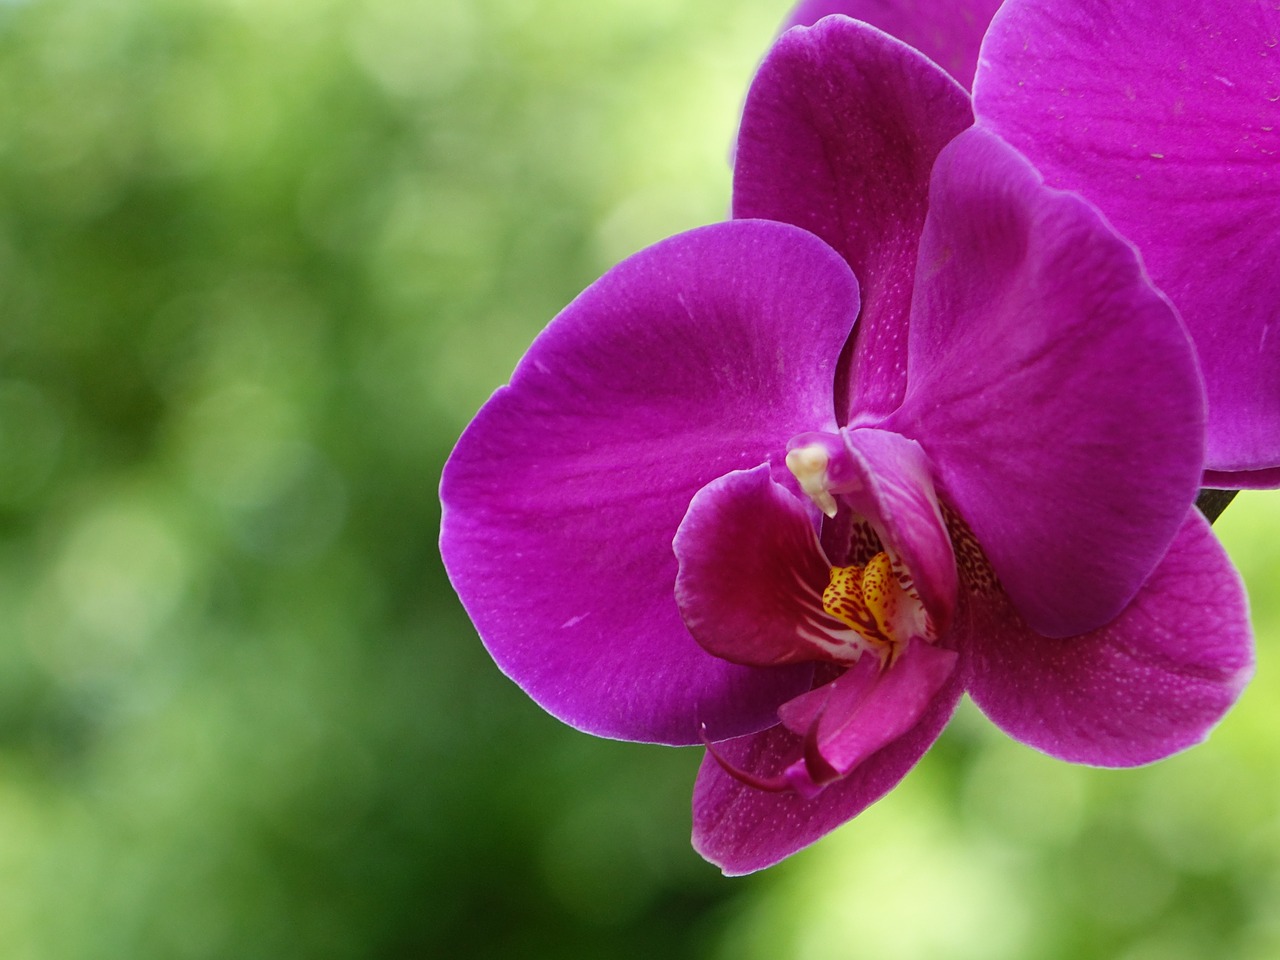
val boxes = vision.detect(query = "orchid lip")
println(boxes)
[728,551,935,798]
[823,551,933,664]
[681,439,947,802]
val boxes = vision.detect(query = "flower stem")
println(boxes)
[1196,488,1238,525]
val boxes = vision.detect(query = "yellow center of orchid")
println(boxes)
[822,551,928,664]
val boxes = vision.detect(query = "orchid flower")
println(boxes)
[784,0,1280,485]
[440,18,1253,873]
[782,0,1002,89]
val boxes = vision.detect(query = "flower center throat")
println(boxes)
[823,551,913,662]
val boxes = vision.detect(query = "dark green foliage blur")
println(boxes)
[1,0,1278,958]
[0,0,776,955]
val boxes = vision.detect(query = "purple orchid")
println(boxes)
[440,18,1253,873]
[782,0,1003,89]
[784,0,1280,485]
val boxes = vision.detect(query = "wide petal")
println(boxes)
[782,1,1004,89]
[692,657,965,874]
[673,466,851,673]
[964,509,1254,766]
[974,0,1280,477]
[733,16,972,420]
[883,127,1205,638]
[440,220,858,745]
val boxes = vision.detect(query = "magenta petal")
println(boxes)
[782,2,1003,89]
[974,0,1280,476]
[440,221,858,745]
[734,15,972,418]
[1204,466,1280,491]
[965,510,1254,766]
[884,127,1205,638]
[673,466,846,673]
[692,659,965,874]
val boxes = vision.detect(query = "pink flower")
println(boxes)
[440,17,1254,874]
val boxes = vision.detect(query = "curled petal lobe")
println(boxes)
[964,510,1254,766]
[775,639,958,796]
[783,1,1004,89]
[693,650,965,875]
[673,465,848,672]
[734,15,972,418]
[884,127,1205,638]
[974,0,1280,476]
[440,221,858,745]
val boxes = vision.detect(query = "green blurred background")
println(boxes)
[0,0,1276,956]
